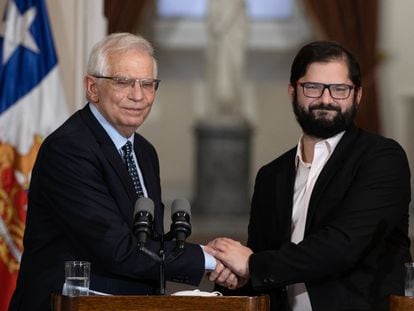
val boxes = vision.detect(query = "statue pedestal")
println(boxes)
[193,117,252,215]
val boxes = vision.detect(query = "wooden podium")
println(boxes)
[389,295,414,311]
[52,294,270,311]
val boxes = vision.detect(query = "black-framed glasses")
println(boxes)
[93,75,161,92]
[298,82,354,100]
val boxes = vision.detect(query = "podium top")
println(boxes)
[389,295,414,311]
[52,294,270,311]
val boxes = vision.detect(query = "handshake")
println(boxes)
[204,238,253,290]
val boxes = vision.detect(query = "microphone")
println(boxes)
[133,197,154,247]
[170,198,192,249]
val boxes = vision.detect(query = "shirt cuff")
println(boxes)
[201,245,217,271]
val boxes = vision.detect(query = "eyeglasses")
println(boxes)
[93,75,161,92]
[298,82,354,100]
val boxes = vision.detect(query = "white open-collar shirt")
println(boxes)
[289,131,345,311]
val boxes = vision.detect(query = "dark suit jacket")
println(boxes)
[9,104,204,311]
[228,125,411,310]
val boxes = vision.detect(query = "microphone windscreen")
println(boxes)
[134,197,154,218]
[171,198,191,218]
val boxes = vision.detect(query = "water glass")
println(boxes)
[63,261,91,296]
[405,262,414,297]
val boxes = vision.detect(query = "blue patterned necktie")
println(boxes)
[122,141,144,197]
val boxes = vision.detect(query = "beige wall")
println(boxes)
[379,0,414,157]
[46,0,80,111]
[48,0,106,112]
[378,0,414,241]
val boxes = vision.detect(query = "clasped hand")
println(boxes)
[204,237,253,290]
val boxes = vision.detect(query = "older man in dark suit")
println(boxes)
[207,41,412,311]
[9,33,217,311]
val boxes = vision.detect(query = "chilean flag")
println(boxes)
[0,0,68,310]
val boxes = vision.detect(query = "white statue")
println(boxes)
[206,0,247,117]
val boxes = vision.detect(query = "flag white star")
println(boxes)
[0,1,40,65]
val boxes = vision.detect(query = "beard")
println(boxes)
[292,92,358,139]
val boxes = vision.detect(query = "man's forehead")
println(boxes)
[303,60,350,80]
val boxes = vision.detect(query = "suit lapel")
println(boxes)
[275,149,297,243]
[133,134,165,235]
[101,143,138,202]
[133,136,155,200]
[305,124,360,233]
[79,105,138,205]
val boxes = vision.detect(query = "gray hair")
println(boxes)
[86,32,158,77]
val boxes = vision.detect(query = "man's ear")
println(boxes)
[356,87,363,106]
[84,75,99,103]
[288,84,295,101]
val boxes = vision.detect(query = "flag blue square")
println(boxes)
[0,0,58,114]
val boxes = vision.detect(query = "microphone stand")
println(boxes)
[158,234,166,295]
[137,234,166,295]
[134,198,190,295]
[138,233,187,295]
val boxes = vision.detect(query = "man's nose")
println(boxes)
[320,87,333,102]
[128,83,144,101]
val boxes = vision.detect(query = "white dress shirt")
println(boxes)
[288,131,344,310]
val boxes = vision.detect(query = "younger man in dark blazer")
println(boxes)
[207,41,411,311]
